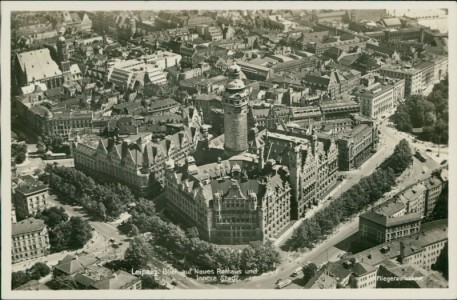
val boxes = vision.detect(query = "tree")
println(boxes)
[48,276,79,290]
[49,216,92,252]
[124,236,153,270]
[12,143,27,164]
[11,271,31,289]
[36,206,69,229]
[302,263,318,285]
[129,224,140,237]
[36,141,46,154]
[98,202,107,221]
[68,217,93,249]
[142,275,165,289]
[186,227,199,239]
[30,262,51,277]
[28,262,51,280]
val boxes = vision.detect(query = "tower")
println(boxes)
[223,64,250,157]
[288,143,302,220]
[57,36,71,81]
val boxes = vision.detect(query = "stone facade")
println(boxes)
[13,178,50,221]
[165,157,291,244]
[73,127,199,195]
[263,130,339,219]
[223,66,249,157]
[337,122,378,171]
[12,218,50,264]
[359,211,422,244]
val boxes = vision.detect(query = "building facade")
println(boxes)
[13,178,50,221]
[264,130,339,219]
[165,158,292,244]
[359,211,422,244]
[337,122,378,171]
[73,127,200,195]
[357,79,405,118]
[12,218,50,264]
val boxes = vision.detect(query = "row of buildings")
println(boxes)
[359,168,448,245]
[305,219,448,289]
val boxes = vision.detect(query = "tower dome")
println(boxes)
[226,79,245,90]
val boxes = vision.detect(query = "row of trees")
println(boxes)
[286,140,413,251]
[39,164,134,220]
[11,262,51,289]
[391,76,448,143]
[119,203,280,277]
[35,206,93,253]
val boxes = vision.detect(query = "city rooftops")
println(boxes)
[12,218,46,236]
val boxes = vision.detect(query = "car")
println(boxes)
[441,160,447,165]
[425,149,432,152]
[291,267,303,277]
[276,279,292,289]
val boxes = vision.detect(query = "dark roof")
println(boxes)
[352,261,376,277]
[54,253,99,275]
[303,74,330,86]
[12,218,46,236]
[15,179,48,195]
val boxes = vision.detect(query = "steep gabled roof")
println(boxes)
[17,49,62,83]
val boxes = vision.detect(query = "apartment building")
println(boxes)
[13,177,50,221]
[359,211,422,244]
[356,79,405,118]
[12,218,50,264]
[337,122,378,171]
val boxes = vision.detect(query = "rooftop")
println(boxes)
[92,270,140,290]
[12,218,46,236]
[16,49,62,83]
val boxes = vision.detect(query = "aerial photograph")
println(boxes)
[5,4,450,294]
